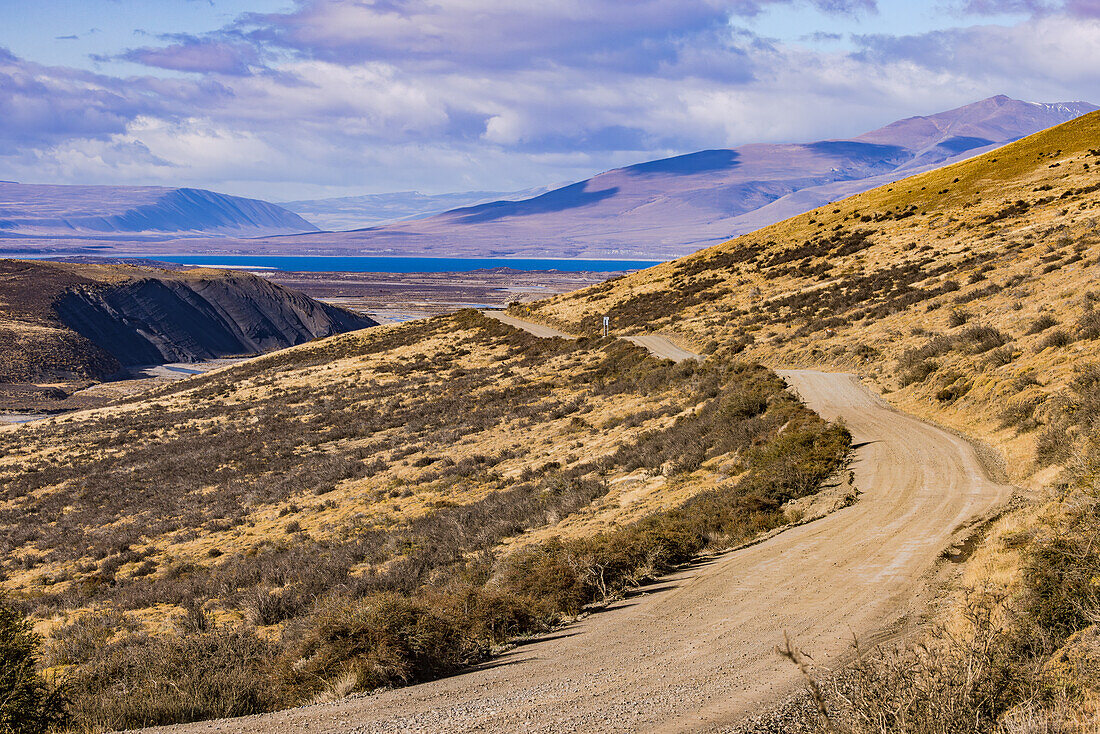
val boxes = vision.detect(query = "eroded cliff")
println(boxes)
[0,260,376,386]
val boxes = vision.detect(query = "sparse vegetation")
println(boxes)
[0,310,849,730]
[1026,313,1058,334]
[518,110,1100,733]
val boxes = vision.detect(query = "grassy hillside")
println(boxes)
[1,310,848,730]
[527,110,1100,470]
[524,111,1100,730]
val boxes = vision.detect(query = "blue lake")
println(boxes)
[141,255,663,273]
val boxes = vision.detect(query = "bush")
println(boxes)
[1077,309,1100,340]
[899,357,939,386]
[818,591,1025,734]
[64,626,282,731]
[0,603,69,734]
[282,593,480,699]
[958,325,1009,354]
[985,345,1016,367]
[1026,314,1058,334]
[1038,329,1073,350]
[948,309,971,327]
[936,381,971,403]
[997,398,1040,432]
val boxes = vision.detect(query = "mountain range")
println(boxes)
[159,95,1092,261]
[279,186,557,231]
[0,95,1094,261]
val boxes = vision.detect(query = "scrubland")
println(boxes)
[0,309,848,730]
[12,103,1100,734]
[526,112,1100,731]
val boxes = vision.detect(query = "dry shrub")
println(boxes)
[828,592,1023,734]
[998,399,1041,433]
[1038,330,1074,351]
[794,393,1100,734]
[1077,310,1100,340]
[950,309,972,327]
[896,327,1009,388]
[282,593,479,699]
[959,325,1010,354]
[1027,315,1059,335]
[62,625,283,731]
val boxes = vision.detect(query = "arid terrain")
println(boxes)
[3,106,1100,734]
[1,309,848,731]
[526,109,1100,476]
[133,360,1009,734]
[517,109,1100,728]
[261,267,625,323]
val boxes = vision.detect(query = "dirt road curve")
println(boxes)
[139,365,1011,734]
[483,311,700,363]
[482,311,576,339]
[625,334,702,362]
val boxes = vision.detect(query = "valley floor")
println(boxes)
[134,368,1010,734]
[258,268,621,324]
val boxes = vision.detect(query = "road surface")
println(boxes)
[483,311,576,339]
[484,311,700,362]
[625,334,702,362]
[138,361,1011,733]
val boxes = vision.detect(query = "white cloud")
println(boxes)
[2,1,1099,197]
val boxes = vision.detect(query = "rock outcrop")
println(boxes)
[54,273,376,366]
[0,260,376,384]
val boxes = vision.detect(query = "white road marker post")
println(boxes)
[602,315,610,338]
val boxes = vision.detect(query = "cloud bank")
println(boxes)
[1,0,1098,199]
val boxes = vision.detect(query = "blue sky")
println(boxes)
[3,1,288,73]
[1,0,1098,200]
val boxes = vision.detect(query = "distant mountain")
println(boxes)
[0,183,319,237]
[6,94,1091,260]
[280,186,557,231]
[167,95,1092,261]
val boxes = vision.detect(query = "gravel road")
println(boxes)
[624,334,702,362]
[136,361,1011,734]
[483,311,700,363]
[482,311,576,339]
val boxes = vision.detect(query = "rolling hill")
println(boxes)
[523,107,1100,447]
[0,308,849,730]
[279,185,556,231]
[515,108,1100,729]
[0,183,318,237]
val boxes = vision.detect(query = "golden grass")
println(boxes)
[529,110,1100,485]
[0,313,716,637]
